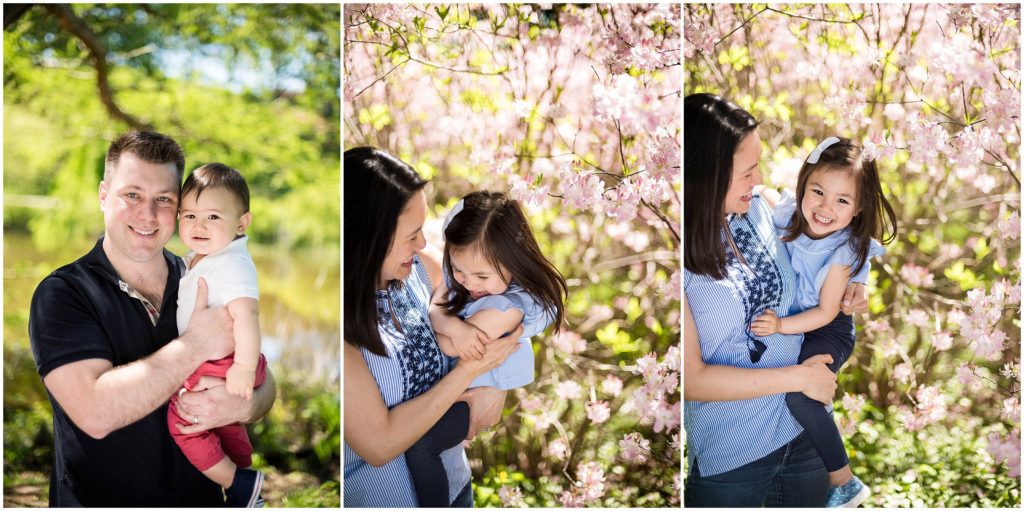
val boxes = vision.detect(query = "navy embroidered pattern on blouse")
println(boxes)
[378,284,445,401]
[727,215,784,363]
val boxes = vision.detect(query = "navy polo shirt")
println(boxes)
[28,237,223,506]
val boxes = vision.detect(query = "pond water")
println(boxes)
[4,233,340,383]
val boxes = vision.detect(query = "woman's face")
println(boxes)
[379,190,428,288]
[723,129,763,216]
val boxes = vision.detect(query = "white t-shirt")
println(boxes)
[176,236,259,335]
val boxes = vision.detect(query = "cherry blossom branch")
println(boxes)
[983,148,1022,188]
[352,57,410,99]
[763,5,871,25]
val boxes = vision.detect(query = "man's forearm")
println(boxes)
[50,336,207,439]
[246,367,276,423]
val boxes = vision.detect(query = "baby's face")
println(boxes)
[449,246,511,299]
[179,187,251,256]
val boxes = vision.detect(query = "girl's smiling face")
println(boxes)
[800,168,859,239]
[449,245,511,299]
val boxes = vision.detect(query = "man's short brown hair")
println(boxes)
[105,131,186,183]
[180,163,250,213]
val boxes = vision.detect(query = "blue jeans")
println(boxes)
[450,481,473,508]
[685,432,829,507]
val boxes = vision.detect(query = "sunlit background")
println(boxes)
[4,4,340,506]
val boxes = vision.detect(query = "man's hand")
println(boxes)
[750,309,781,337]
[175,375,252,434]
[460,386,507,441]
[841,282,869,315]
[225,365,255,400]
[183,278,235,361]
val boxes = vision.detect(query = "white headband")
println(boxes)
[442,199,465,240]
[806,136,841,164]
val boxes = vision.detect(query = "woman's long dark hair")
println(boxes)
[439,191,566,332]
[344,147,428,356]
[782,138,898,275]
[684,93,759,280]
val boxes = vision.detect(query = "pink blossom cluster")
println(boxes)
[998,212,1020,240]
[586,400,611,424]
[619,432,651,464]
[559,461,607,507]
[987,430,1021,477]
[630,346,680,434]
[552,331,587,355]
[499,485,525,507]
[903,385,948,431]
[899,264,935,288]
[960,283,1015,361]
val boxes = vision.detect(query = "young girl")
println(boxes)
[749,137,897,508]
[406,190,567,506]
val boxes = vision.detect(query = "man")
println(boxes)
[28,131,276,505]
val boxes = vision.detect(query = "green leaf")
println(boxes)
[434,5,450,22]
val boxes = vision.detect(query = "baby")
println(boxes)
[167,163,268,507]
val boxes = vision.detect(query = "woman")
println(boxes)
[682,93,869,507]
[343,147,520,507]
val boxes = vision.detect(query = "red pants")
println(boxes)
[167,354,268,471]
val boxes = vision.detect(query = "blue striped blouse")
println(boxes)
[684,194,805,478]
[343,256,471,506]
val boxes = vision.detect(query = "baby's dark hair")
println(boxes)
[180,163,250,213]
[783,138,897,275]
[440,191,567,331]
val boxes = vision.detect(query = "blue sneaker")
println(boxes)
[825,476,871,508]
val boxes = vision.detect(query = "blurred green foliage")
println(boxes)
[4,4,340,250]
[848,407,1020,507]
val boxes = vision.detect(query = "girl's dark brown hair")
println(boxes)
[783,138,898,275]
[440,191,567,331]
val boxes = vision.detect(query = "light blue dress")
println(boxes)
[445,270,554,390]
[772,191,883,315]
[684,194,805,477]
[343,256,471,507]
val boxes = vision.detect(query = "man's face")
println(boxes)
[99,152,180,265]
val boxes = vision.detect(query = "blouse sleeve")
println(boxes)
[772,189,798,232]
[464,289,552,338]
[826,237,886,285]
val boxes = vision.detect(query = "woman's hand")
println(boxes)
[797,354,837,405]
[841,282,869,315]
[460,387,508,441]
[448,320,489,361]
[456,324,523,378]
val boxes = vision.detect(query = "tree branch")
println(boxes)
[44,5,151,130]
[4,4,34,30]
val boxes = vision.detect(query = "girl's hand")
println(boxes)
[750,309,781,336]
[797,354,837,404]
[458,324,523,377]
[450,321,488,360]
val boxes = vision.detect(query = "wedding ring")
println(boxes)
[192,415,199,425]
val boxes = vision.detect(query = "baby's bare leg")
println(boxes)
[203,457,238,488]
